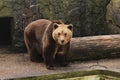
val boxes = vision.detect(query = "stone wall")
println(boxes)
[0,0,119,52]
[66,0,111,37]
[11,0,39,51]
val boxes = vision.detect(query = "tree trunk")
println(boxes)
[69,35,120,61]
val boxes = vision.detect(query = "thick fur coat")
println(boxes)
[24,19,73,69]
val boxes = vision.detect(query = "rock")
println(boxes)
[106,0,120,33]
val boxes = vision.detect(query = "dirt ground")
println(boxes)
[0,46,120,79]
[0,47,47,79]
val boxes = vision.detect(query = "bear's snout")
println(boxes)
[61,40,64,43]
[60,36,65,43]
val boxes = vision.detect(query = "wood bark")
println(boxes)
[69,35,120,61]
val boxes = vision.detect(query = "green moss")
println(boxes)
[0,1,3,9]
[0,7,12,16]
[14,70,120,80]
[36,0,54,19]
[59,75,120,80]
[36,0,71,20]
[0,0,13,17]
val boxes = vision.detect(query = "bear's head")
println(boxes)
[52,23,73,45]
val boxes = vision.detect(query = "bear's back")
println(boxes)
[25,19,51,40]
[25,19,51,34]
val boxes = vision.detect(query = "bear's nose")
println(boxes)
[61,40,64,43]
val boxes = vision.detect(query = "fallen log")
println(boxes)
[69,34,120,61]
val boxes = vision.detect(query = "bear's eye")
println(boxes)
[58,33,61,36]
[64,33,67,36]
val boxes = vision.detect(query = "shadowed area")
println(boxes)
[0,17,13,45]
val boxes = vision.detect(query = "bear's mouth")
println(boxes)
[58,41,67,45]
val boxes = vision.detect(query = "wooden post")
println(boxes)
[69,35,120,61]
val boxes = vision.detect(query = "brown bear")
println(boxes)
[24,19,73,69]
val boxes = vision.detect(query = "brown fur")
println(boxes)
[24,19,72,69]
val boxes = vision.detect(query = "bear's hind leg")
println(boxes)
[29,48,42,62]
[43,47,56,70]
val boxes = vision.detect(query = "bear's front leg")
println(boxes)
[43,46,56,70]
[59,44,70,67]
[56,53,69,67]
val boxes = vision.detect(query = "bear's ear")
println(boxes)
[53,23,58,29]
[67,24,73,31]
